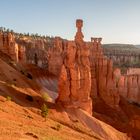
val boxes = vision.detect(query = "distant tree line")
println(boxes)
[0,26,54,41]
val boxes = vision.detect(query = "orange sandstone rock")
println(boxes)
[57,19,92,114]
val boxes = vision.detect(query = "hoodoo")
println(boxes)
[57,19,92,115]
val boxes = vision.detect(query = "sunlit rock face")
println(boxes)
[2,19,140,112]
[118,74,140,104]
[49,28,140,108]
[46,19,121,111]
[57,18,140,112]
[57,19,92,114]
[0,31,26,63]
[17,37,49,67]
[90,37,120,108]
[47,37,64,76]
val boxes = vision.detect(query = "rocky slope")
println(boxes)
[0,52,131,140]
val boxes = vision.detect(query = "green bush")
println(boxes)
[6,96,12,101]
[41,103,49,120]
[42,93,49,101]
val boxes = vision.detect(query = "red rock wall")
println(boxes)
[0,31,26,63]
[17,38,48,67]
[57,20,92,114]
[90,38,120,108]
[118,74,140,104]
[127,68,140,75]
[47,37,63,76]
[1,20,140,111]
[103,47,140,68]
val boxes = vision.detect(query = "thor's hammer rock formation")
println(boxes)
[57,19,92,115]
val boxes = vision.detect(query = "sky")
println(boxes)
[0,0,140,44]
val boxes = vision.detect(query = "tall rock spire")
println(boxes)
[75,19,84,44]
[57,19,92,115]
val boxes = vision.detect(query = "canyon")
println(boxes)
[0,20,140,139]
[103,44,140,71]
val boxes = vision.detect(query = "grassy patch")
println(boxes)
[6,96,12,101]
[42,93,49,101]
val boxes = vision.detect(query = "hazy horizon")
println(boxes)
[1,0,140,44]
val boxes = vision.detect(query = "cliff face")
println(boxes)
[90,39,120,108]
[46,21,140,109]
[48,20,121,111]
[47,37,63,76]
[91,43,140,107]
[103,44,140,70]
[1,20,140,111]
[57,20,92,114]
[118,74,140,104]
[0,31,26,63]
[16,37,49,68]
[103,45,140,105]
[1,20,140,139]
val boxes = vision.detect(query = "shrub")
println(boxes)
[41,103,49,120]
[6,96,12,101]
[42,93,49,101]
